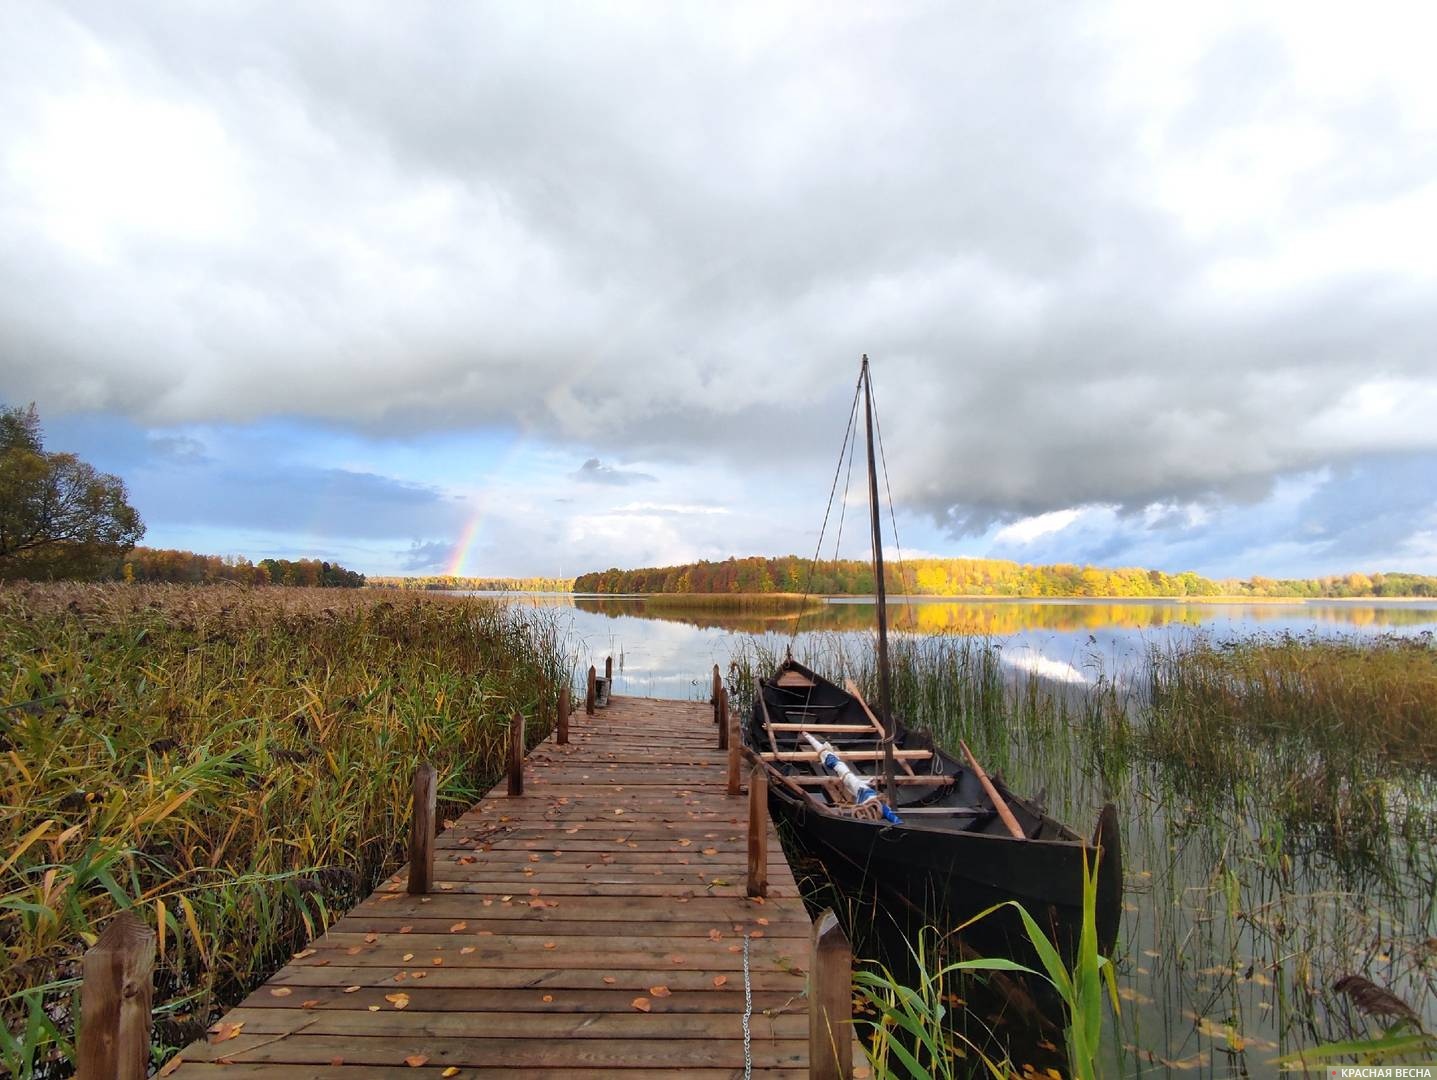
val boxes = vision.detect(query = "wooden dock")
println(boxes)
[162,691,857,1077]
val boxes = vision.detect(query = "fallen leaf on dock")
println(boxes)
[602,976,617,984]
[649,985,671,997]
[343,985,360,993]
[543,941,557,949]
[399,925,412,934]
[542,994,553,1002]
[294,948,316,959]
[631,997,651,1012]
[449,922,467,933]
[364,933,378,943]
[385,992,411,1010]
[301,999,321,1009]
[712,976,728,987]
[708,929,723,941]
[442,1069,460,1077]
[403,1053,429,1067]
[207,1022,243,1044]
[269,987,292,997]
[402,953,414,962]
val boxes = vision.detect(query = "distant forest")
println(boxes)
[572,556,1437,599]
[120,547,365,587]
[368,575,572,592]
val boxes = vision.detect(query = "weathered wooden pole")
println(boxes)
[711,664,721,723]
[556,685,570,745]
[78,911,155,1080]
[809,909,854,1080]
[726,712,741,796]
[508,711,525,797]
[605,655,613,682]
[408,763,437,895]
[746,762,768,898]
[716,685,730,751]
[585,666,596,715]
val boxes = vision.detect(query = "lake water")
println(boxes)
[499,594,1437,698]
[467,593,1437,1075]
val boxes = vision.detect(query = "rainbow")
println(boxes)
[445,516,483,577]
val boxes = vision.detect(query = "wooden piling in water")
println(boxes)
[408,763,436,895]
[747,761,768,898]
[585,665,596,715]
[508,711,525,797]
[78,911,155,1080]
[809,909,853,1080]
[605,655,613,682]
[711,664,721,723]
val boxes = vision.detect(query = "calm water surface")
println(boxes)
[468,593,1437,1076]
[494,594,1437,698]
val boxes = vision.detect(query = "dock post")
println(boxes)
[726,702,741,796]
[408,763,437,895]
[711,664,721,723]
[746,762,768,898]
[508,711,525,796]
[717,685,729,751]
[556,685,570,745]
[605,655,613,683]
[78,911,154,1080]
[809,909,853,1080]
[585,666,596,716]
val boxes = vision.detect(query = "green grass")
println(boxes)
[1,584,571,1077]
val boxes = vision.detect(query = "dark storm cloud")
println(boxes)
[574,458,655,486]
[1,2,1435,563]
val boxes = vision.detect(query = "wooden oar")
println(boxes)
[959,739,1026,841]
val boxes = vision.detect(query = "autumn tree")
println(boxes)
[0,404,144,581]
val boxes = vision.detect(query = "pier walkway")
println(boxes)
[167,693,849,1077]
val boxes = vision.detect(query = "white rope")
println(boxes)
[742,932,753,1079]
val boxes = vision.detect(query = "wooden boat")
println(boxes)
[741,356,1122,964]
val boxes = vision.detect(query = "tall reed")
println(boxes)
[1,584,571,1077]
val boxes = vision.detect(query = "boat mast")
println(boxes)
[861,355,898,798]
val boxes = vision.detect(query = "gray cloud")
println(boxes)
[574,458,655,486]
[1,2,1435,559]
[398,539,454,572]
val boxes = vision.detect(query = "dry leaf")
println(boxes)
[712,976,728,987]
[157,1054,185,1076]
[541,994,553,1003]
[756,917,770,926]
[329,1058,345,1067]
[207,1021,243,1044]
[385,992,411,1010]
[294,948,316,958]
[649,985,671,997]
[460,946,476,955]
[364,933,378,944]
[702,847,718,855]
[602,976,617,985]
[269,987,292,997]
[432,957,444,966]
[442,1069,460,1077]
[367,1004,380,1012]
[750,930,765,939]
[343,985,361,993]
[402,953,414,962]
[449,922,467,933]
[403,1054,429,1067]
[399,925,413,934]
[707,929,722,941]
[631,996,651,1012]
[301,999,321,1009]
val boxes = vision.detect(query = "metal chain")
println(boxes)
[742,932,753,1080]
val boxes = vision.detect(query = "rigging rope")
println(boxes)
[791,371,864,644]
[867,374,914,602]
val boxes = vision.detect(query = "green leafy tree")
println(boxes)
[0,404,144,581]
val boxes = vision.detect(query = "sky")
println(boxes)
[2,1,1435,580]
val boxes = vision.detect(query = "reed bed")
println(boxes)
[1,584,570,1077]
[730,629,1437,1074]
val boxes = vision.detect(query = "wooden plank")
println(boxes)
[167,693,825,1077]
[760,748,931,762]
